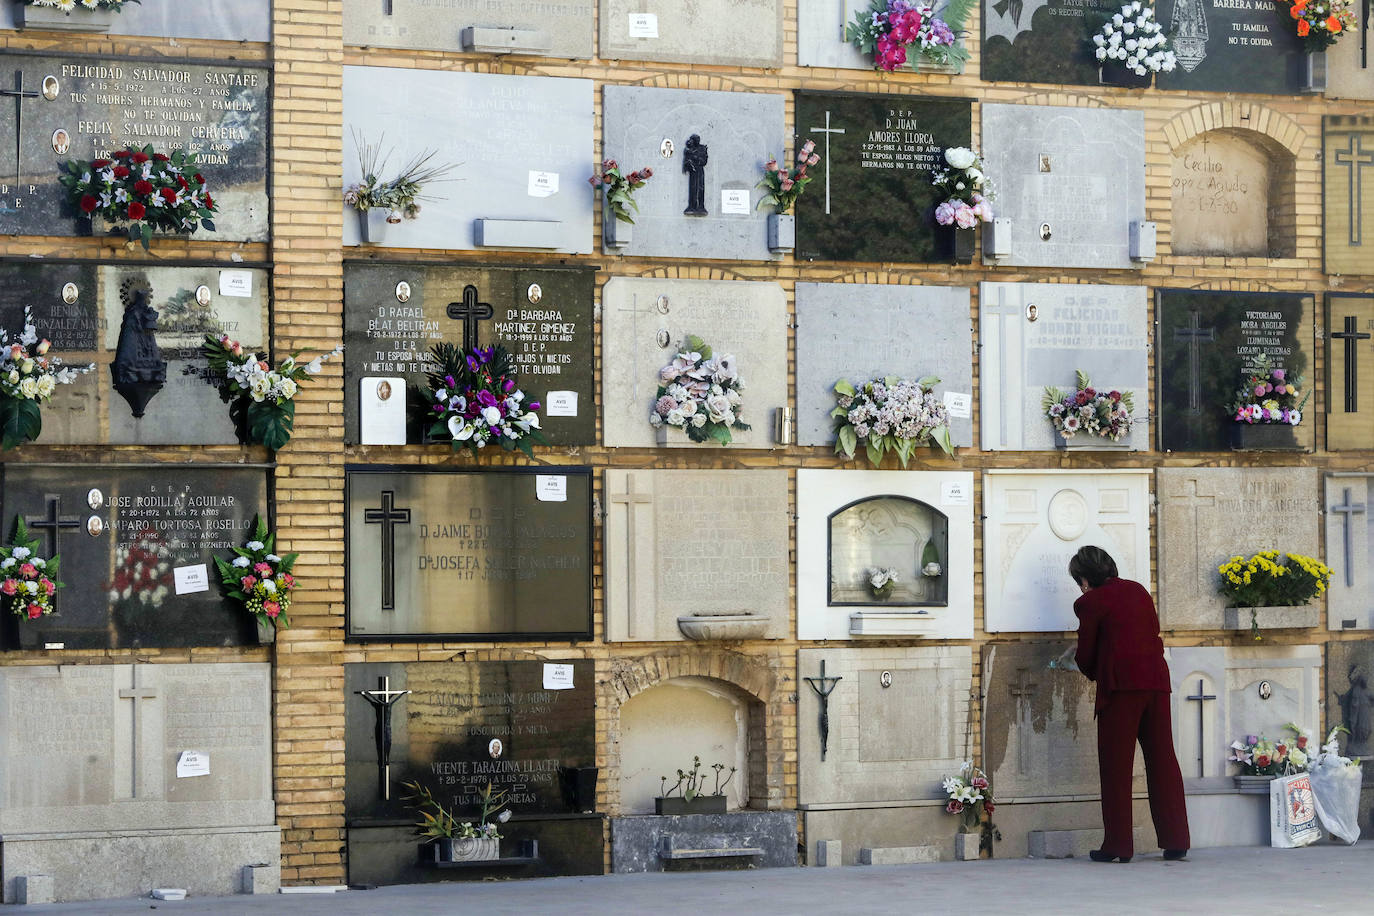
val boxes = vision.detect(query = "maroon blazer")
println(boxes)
[1074,577,1171,713]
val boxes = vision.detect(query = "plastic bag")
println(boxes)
[1307,756,1362,845]
[1270,772,1321,848]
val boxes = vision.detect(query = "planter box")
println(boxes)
[16,2,116,31]
[1054,430,1133,450]
[1230,422,1304,451]
[654,795,727,816]
[430,836,499,863]
[604,204,631,249]
[767,213,794,254]
[655,423,743,448]
[955,832,981,861]
[1233,774,1276,794]
[1098,65,1153,89]
[676,614,770,641]
[1223,604,1320,632]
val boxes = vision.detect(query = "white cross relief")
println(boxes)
[1334,135,1374,246]
[1166,478,1216,597]
[610,474,653,639]
[810,111,846,216]
[1332,486,1368,589]
[118,668,158,799]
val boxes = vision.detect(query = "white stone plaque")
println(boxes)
[359,377,407,446]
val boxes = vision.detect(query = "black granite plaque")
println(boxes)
[345,467,592,640]
[1157,289,1314,452]
[793,92,971,264]
[981,0,1123,85]
[1154,0,1303,93]
[0,51,269,241]
[343,262,595,447]
[0,464,270,650]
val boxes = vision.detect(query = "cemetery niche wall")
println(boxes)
[1325,473,1372,631]
[1324,116,1374,276]
[799,0,967,71]
[1170,129,1296,259]
[345,660,601,885]
[1326,293,1374,450]
[343,0,594,59]
[1325,641,1374,796]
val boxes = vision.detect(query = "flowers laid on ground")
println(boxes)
[0,306,95,450]
[203,334,343,451]
[59,145,216,249]
[650,336,748,446]
[832,375,954,467]
[846,0,974,70]
[426,343,545,458]
[0,519,60,620]
[1091,2,1178,76]
[1041,370,1135,442]
[931,147,994,230]
[1229,355,1309,427]
[590,159,654,224]
[24,0,137,12]
[1217,550,1332,639]
[343,129,459,224]
[1229,724,1314,776]
[403,779,512,842]
[943,761,996,833]
[214,516,298,631]
[1282,0,1357,49]
[867,567,899,600]
[757,140,819,214]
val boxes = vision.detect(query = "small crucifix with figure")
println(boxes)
[803,659,842,761]
[356,675,411,800]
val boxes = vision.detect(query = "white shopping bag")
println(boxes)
[1270,772,1322,848]
[1307,757,1362,845]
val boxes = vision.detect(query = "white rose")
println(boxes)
[481,406,501,426]
[276,378,299,399]
[943,147,976,170]
[37,375,55,397]
[690,413,707,428]
[18,377,38,399]
[666,408,685,427]
[705,393,731,422]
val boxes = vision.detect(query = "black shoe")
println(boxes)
[1163,849,1188,861]
[1089,849,1132,863]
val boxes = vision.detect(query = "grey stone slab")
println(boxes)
[0,1,271,40]
[600,278,787,449]
[343,68,592,253]
[859,845,939,865]
[1156,468,1320,630]
[981,104,1146,270]
[1154,0,1306,94]
[1028,828,1142,858]
[1327,38,1374,100]
[1326,474,1373,630]
[1166,646,1228,785]
[815,839,842,866]
[600,0,782,67]
[1325,640,1374,780]
[344,0,593,58]
[610,812,797,872]
[13,874,52,905]
[795,282,972,449]
[601,87,784,261]
[979,282,1149,451]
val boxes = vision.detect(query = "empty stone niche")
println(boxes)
[1170,130,1296,259]
[797,470,974,641]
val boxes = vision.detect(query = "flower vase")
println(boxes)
[16,3,116,31]
[955,832,981,861]
[357,208,392,245]
[433,836,499,863]
[603,204,631,249]
[767,213,794,254]
[1098,65,1153,89]
[1301,51,1326,93]
[869,582,895,602]
[1230,422,1304,451]
[953,227,976,264]
[255,618,276,645]
[654,795,728,815]
[1054,430,1133,450]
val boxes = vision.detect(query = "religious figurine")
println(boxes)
[1170,0,1209,73]
[682,134,709,216]
[111,288,167,418]
[1339,664,1373,757]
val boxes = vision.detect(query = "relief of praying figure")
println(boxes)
[682,134,709,216]
[111,288,168,418]
[1339,664,1374,757]
[1169,0,1209,72]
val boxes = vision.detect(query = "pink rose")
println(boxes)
[40,578,54,596]
[263,600,280,618]
[954,204,979,230]
[253,562,272,575]
[241,575,258,590]
[19,563,36,578]
[934,201,956,226]
[0,579,16,596]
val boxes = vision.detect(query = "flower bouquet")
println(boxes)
[0,518,61,621]
[59,146,216,250]
[1041,370,1135,442]
[203,335,343,452]
[344,130,459,241]
[867,567,899,600]
[214,516,298,631]
[757,140,819,215]
[650,336,748,446]
[590,158,654,224]
[1091,1,1178,82]
[403,779,512,862]
[1229,724,1313,776]
[943,761,996,834]
[932,147,994,233]
[1281,0,1356,50]
[104,526,173,643]
[1217,550,1331,639]
[1229,356,1309,427]
[425,343,545,458]
[0,306,96,450]
[24,0,137,10]
[846,0,974,70]
[832,375,954,468]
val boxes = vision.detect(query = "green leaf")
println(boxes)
[931,423,955,457]
[0,398,41,450]
[833,378,856,397]
[864,440,883,469]
[706,423,732,446]
[836,423,857,459]
[248,399,295,452]
[917,375,941,389]
[200,218,216,232]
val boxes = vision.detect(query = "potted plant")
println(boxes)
[1280,0,1356,91]
[202,334,343,452]
[1227,355,1309,451]
[867,567,899,601]
[942,761,999,859]
[590,158,652,249]
[214,515,299,644]
[1216,550,1331,640]
[756,140,818,254]
[1228,724,1313,792]
[832,375,954,467]
[1042,370,1135,449]
[425,343,546,457]
[60,146,216,250]
[0,518,61,622]
[403,780,511,863]
[846,0,973,72]
[931,148,993,263]
[1090,1,1178,88]
[655,756,736,815]
[649,336,749,447]
[16,0,136,32]
[0,306,95,450]
[344,129,459,245]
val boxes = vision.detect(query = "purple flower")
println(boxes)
[466,355,479,372]
[476,389,499,408]
[503,378,515,393]
[444,375,455,388]
[1272,368,1285,381]
[1253,385,1266,397]
[528,401,540,411]
[1246,735,1259,745]
[934,201,956,226]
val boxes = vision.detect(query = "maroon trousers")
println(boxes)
[1096,690,1191,857]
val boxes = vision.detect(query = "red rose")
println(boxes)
[27,603,42,619]
[111,149,131,159]
[127,202,146,220]
[204,193,215,209]
[153,153,170,161]
[946,800,964,814]
[1256,754,1271,767]
[79,195,98,214]
[133,180,153,197]
[131,151,150,163]
[113,165,130,179]
[984,801,996,815]
[90,159,111,168]
[1297,736,1308,749]
[1275,743,1287,757]
[176,175,188,190]
[160,187,177,203]
[193,173,205,185]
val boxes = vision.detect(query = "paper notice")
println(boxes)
[627,12,658,37]
[543,663,575,689]
[942,391,972,419]
[941,480,971,506]
[535,475,567,502]
[545,390,578,417]
[176,751,210,778]
[720,189,750,215]
[218,270,253,298]
[528,170,559,198]
[173,564,210,595]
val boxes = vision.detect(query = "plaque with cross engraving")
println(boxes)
[345,467,592,640]
[0,464,270,650]
[1325,116,1374,277]
[1327,293,1374,450]
[1325,473,1374,630]
[1156,289,1315,452]
[343,262,594,447]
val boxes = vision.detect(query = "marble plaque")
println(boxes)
[0,52,269,242]
[794,92,972,264]
[1156,289,1315,453]
[343,68,593,253]
[795,282,972,449]
[600,278,787,450]
[1156,467,1320,630]
[980,0,1120,85]
[797,469,975,641]
[343,0,594,58]
[1325,473,1373,630]
[1326,294,1374,450]
[600,86,784,261]
[1325,116,1374,277]
[799,0,965,71]
[981,103,1145,270]
[1155,0,1305,94]
[983,471,1151,633]
[0,1,271,40]
[979,282,1149,451]
[1326,27,1374,100]
[604,470,788,642]
[342,262,594,446]
[1326,641,1374,772]
[798,647,972,805]
[1171,131,1278,258]
[600,0,782,67]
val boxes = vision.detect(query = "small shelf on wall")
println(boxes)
[425,838,541,869]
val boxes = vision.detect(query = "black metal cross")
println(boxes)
[802,659,842,761]
[26,494,82,560]
[1173,308,1215,414]
[0,69,39,187]
[1185,679,1216,779]
[446,285,493,351]
[1332,487,1368,589]
[364,490,410,611]
[1332,315,1372,413]
[355,675,411,800]
[1335,135,1374,247]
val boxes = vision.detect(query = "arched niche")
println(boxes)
[827,495,949,606]
[1170,129,1296,258]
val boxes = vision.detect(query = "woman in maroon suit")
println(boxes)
[1071,545,1190,863]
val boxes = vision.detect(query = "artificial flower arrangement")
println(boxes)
[1041,370,1135,442]
[403,779,512,842]
[1217,549,1332,639]
[105,526,171,612]
[202,334,343,452]
[1314,725,1362,768]
[942,761,997,833]
[214,515,298,631]
[1228,355,1309,427]
[1282,0,1357,50]
[0,519,61,621]
[846,0,975,71]
[832,375,954,468]
[867,567,899,600]
[931,147,994,231]
[650,335,748,446]
[1229,723,1314,776]
[1091,1,1178,76]
[344,129,459,224]
[59,145,216,250]
[659,756,738,802]
[24,0,137,12]
[590,158,654,224]
[757,140,819,214]
[0,306,96,450]
[426,343,545,458]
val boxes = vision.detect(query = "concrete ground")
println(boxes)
[24,845,1372,915]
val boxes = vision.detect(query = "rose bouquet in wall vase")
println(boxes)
[0,306,95,449]
[846,0,974,72]
[1042,369,1135,449]
[832,375,954,467]
[17,0,138,32]
[202,334,344,452]
[0,518,61,622]
[931,147,993,263]
[1216,550,1330,640]
[650,335,748,446]
[60,146,216,250]
[1281,0,1356,90]
[756,140,818,254]
[344,129,460,245]
[590,158,653,249]
[425,343,546,457]
[1090,1,1177,88]
[1226,354,1310,451]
